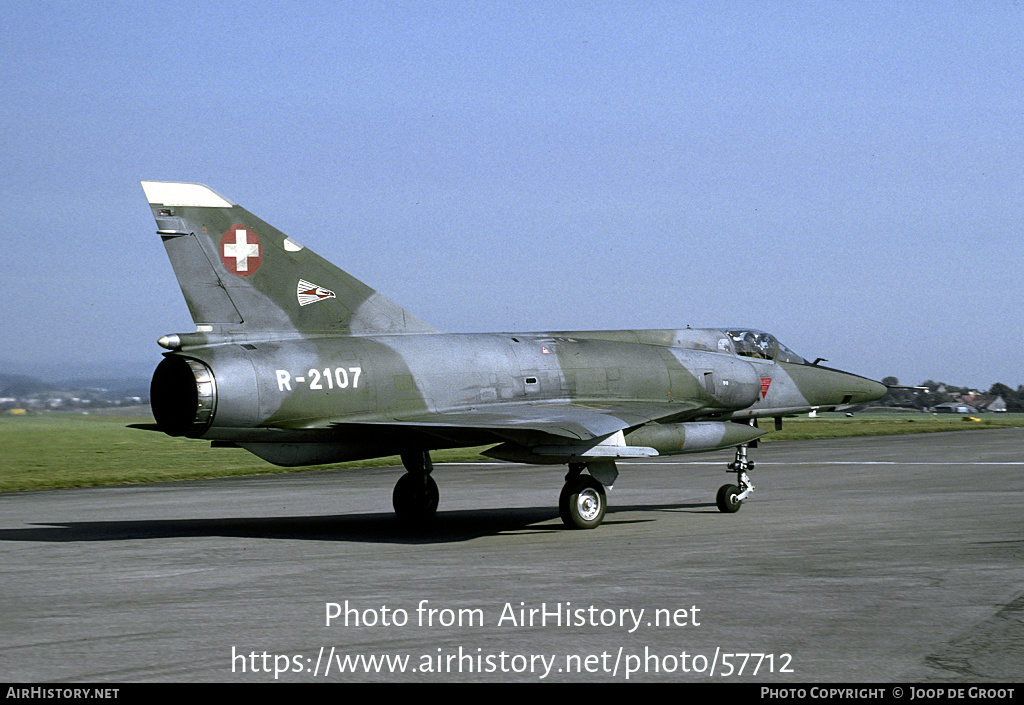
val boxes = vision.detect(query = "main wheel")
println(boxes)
[559,475,606,529]
[716,483,742,513]
[393,473,439,524]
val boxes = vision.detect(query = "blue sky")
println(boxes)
[2,1,1022,388]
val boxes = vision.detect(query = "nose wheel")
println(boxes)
[717,444,755,513]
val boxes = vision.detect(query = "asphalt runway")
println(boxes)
[2,428,1022,683]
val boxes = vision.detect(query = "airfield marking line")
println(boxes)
[436,461,1024,467]
[617,461,1024,467]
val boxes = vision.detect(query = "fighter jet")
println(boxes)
[138,181,886,529]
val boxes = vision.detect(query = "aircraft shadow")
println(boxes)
[0,501,715,545]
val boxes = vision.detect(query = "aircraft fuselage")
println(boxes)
[151,327,884,466]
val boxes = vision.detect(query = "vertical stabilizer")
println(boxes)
[141,181,438,336]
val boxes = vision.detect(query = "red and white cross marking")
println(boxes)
[220,225,262,277]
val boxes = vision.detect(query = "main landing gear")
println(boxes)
[393,450,439,524]
[392,451,614,530]
[559,462,611,530]
[717,443,756,513]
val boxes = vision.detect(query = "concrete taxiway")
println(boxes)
[1,429,1022,682]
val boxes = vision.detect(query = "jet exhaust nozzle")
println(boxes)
[150,356,217,437]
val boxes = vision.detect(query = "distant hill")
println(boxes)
[0,365,151,412]
[0,358,155,381]
[0,373,49,397]
[1,373,149,397]
[63,376,150,394]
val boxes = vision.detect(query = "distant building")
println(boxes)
[933,394,1006,413]
[957,393,1006,413]
[933,402,977,414]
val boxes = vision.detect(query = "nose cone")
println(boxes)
[852,377,888,405]
[787,363,890,408]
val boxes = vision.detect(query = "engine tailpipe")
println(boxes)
[150,356,216,437]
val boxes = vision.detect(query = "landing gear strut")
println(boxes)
[717,443,755,513]
[559,463,607,530]
[393,450,439,524]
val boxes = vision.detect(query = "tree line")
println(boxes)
[877,378,1024,412]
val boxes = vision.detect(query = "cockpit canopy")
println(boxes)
[726,329,807,365]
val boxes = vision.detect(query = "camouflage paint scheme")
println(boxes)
[140,181,886,528]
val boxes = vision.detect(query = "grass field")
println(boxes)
[2,410,1023,493]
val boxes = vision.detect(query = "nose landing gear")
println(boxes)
[717,443,755,513]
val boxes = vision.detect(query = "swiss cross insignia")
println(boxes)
[220,225,262,277]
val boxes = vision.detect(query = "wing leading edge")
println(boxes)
[326,400,700,438]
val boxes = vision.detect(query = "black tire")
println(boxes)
[559,475,606,529]
[558,481,578,526]
[393,473,439,523]
[716,483,742,513]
